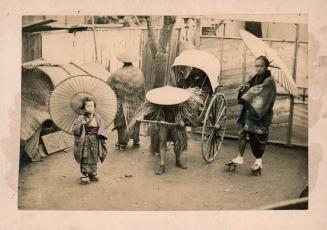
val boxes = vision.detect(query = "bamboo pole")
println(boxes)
[199,35,308,44]
[286,24,299,145]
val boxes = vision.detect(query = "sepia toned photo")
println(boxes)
[19,15,308,210]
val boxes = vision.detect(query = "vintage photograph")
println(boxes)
[19,15,308,210]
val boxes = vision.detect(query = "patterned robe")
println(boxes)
[237,70,277,135]
[72,113,108,164]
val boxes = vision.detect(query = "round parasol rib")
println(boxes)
[49,75,117,134]
[239,29,299,96]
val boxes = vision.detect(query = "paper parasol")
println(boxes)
[239,29,299,96]
[49,75,117,134]
[146,86,192,105]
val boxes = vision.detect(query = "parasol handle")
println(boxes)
[137,119,179,126]
[234,74,255,93]
[268,64,280,69]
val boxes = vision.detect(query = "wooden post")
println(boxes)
[91,16,98,62]
[218,23,225,86]
[194,19,201,48]
[286,24,299,145]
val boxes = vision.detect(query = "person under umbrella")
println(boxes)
[73,97,109,185]
[49,75,117,185]
[225,56,277,175]
[108,52,145,149]
[129,86,203,175]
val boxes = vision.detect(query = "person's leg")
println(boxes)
[155,126,168,175]
[226,127,246,166]
[132,122,141,146]
[116,127,127,149]
[80,138,91,184]
[249,133,266,175]
[150,125,160,155]
[155,140,167,175]
[173,128,187,169]
[89,164,99,182]
[80,163,91,184]
[238,128,247,157]
[174,147,187,169]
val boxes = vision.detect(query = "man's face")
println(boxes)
[84,101,95,114]
[255,59,267,75]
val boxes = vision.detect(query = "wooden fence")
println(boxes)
[22,28,181,91]
[22,24,307,146]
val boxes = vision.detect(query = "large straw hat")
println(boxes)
[49,75,117,134]
[116,51,140,63]
[146,85,192,105]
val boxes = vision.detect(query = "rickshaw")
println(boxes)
[170,49,228,163]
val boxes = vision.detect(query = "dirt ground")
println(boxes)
[18,133,308,210]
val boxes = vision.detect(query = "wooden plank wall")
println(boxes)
[199,36,308,146]
[40,29,143,72]
[23,28,181,91]
[22,33,42,63]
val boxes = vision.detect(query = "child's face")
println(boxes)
[84,101,95,114]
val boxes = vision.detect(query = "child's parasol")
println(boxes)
[49,75,117,134]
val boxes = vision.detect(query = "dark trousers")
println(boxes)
[117,122,141,144]
[239,129,268,158]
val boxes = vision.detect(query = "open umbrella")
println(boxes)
[49,75,117,134]
[239,29,299,96]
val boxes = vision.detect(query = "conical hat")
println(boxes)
[116,51,139,63]
[49,75,117,134]
[146,86,192,105]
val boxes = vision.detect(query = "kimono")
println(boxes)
[237,70,276,135]
[107,65,145,144]
[72,113,108,174]
[237,70,276,157]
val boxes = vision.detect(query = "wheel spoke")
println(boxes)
[210,131,216,158]
[203,128,213,140]
[204,131,214,159]
[210,99,217,125]
[216,106,226,127]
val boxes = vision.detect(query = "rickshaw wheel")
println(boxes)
[201,93,227,163]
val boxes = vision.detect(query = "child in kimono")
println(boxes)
[73,97,108,185]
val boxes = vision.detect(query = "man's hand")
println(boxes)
[179,120,185,127]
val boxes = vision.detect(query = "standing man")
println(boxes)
[128,86,203,175]
[226,56,277,175]
[108,52,145,149]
